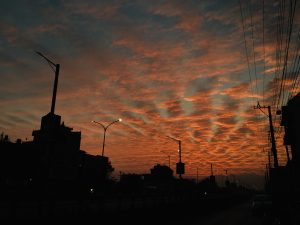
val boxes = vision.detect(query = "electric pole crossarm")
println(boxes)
[254,102,269,117]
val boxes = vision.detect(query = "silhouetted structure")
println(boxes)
[0,137,37,187]
[32,113,81,181]
[150,164,173,178]
[167,136,185,178]
[0,53,114,194]
[266,92,300,224]
[197,165,218,194]
[281,92,300,163]
[78,150,114,184]
[280,93,300,199]
[0,114,114,194]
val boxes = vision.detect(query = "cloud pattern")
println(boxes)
[1,0,298,181]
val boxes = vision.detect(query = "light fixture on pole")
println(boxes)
[35,51,60,115]
[166,136,184,179]
[92,118,122,156]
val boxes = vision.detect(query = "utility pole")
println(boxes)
[254,103,279,168]
[179,140,182,163]
[36,51,60,114]
[268,151,271,168]
[167,136,184,179]
[285,145,290,162]
[265,164,269,182]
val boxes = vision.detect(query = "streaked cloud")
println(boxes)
[0,0,297,183]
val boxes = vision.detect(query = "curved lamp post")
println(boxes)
[167,136,182,163]
[35,51,60,114]
[167,136,184,179]
[92,118,122,156]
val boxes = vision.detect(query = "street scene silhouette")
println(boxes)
[1,1,300,224]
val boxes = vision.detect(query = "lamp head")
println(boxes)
[118,118,122,122]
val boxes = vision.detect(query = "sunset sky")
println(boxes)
[1,0,300,185]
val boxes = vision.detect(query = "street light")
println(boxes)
[167,136,182,163]
[92,118,122,156]
[35,51,60,115]
[166,136,184,179]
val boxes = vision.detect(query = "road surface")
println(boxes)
[190,202,273,225]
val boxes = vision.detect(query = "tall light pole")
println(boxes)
[35,51,60,114]
[167,136,182,162]
[92,119,122,156]
[167,136,184,179]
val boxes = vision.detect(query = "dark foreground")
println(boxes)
[1,193,299,225]
[0,193,248,224]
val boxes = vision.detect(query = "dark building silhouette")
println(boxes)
[78,150,114,184]
[141,164,175,191]
[280,93,300,198]
[0,113,114,191]
[0,137,38,187]
[150,164,173,180]
[32,113,81,181]
[1,52,115,194]
[266,92,300,224]
[281,92,300,163]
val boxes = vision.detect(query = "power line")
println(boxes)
[249,1,259,99]
[239,0,255,104]
[289,29,300,98]
[262,0,266,105]
[277,0,297,108]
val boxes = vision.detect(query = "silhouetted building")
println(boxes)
[150,164,173,180]
[0,138,38,187]
[270,92,300,224]
[281,92,300,163]
[78,150,114,184]
[279,93,300,200]
[32,113,81,181]
[0,113,115,191]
